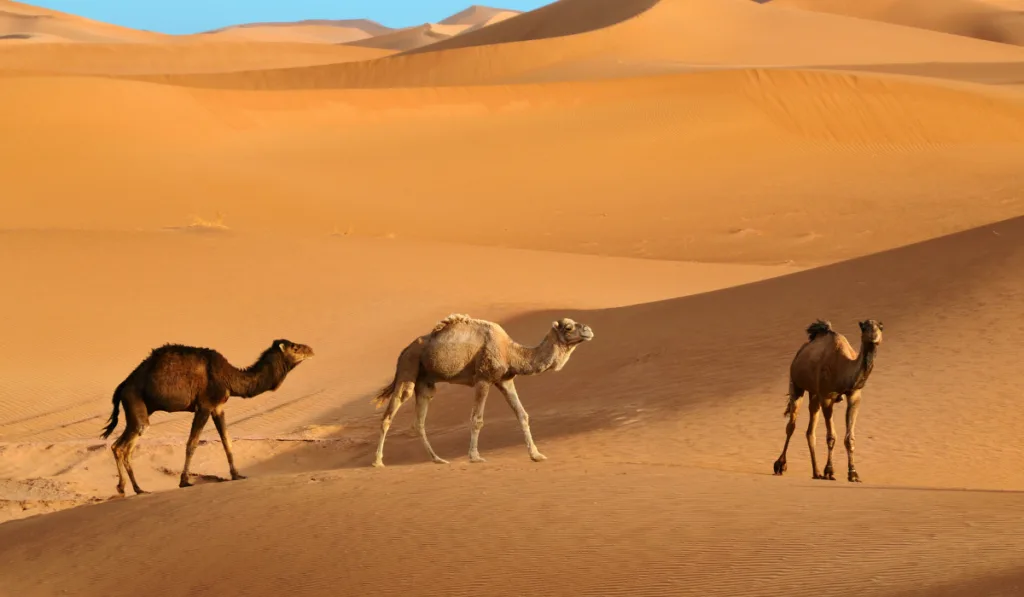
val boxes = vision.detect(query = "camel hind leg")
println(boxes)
[372,381,413,468]
[773,383,803,475]
[412,381,448,465]
[112,391,150,495]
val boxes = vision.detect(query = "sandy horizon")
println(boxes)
[2,0,1024,595]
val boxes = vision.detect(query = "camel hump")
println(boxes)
[805,319,834,341]
[432,313,475,334]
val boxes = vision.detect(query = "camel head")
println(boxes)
[858,320,883,345]
[274,339,315,366]
[551,318,595,346]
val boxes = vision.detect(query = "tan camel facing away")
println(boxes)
[773,319,883,482]
[371,314,595,467]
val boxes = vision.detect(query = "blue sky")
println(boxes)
[31,1,551,34]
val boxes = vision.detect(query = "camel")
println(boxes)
[371,314,595,468]
[100,339,314,495]
[773,319,883,482]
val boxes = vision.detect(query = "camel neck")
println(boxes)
[851,340,877,390]
[510,332,568,376]
[232,353,292,398]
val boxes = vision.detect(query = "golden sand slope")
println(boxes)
[3,69,1023,264]
[0,43,395,75]
[3,215,1024,596]
[774,0,1024,46]
[0,0,164,42]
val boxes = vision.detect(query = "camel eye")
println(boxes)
[565,323,574,331]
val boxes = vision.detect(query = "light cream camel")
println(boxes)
[773,319,883,482]
[371,314,595,467]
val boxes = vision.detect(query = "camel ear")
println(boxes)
[552,321,561,330]
[858,321,867,331]
[278,342,287,352]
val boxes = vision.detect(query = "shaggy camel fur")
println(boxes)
[773,319,883,482]
[371,314,594,467]
[100,339,314,495]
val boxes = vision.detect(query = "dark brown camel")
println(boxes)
[100,339,314,495]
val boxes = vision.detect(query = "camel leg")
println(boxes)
[111,396,149,495]
[212,407,245,481]
[122,405,150,495]
[821,400,837,481]
[845,390,862,482]
[497,379,546,462]
[773,385,803,475]
[372,382,412,468]
[180,409,211,488]
[469,382,489,463]
[111,424,136,496]
[413,381,448,465]
[806,396,823,479]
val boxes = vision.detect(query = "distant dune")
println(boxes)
[197,19,392,44]
[345,23,457,51]
[0,0,164,42]
[773,0,1024,46]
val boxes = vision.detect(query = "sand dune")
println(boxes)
[345,23,457,51]
[126,0,1024,90]
[774,0,1024,46]
[3,69,1022,264]
[440,5,522,27]
[4,0,1024,594]
[0,0,164,43]
[0,43,394,75]
[199,19,392,44]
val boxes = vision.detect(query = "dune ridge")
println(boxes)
[118,0,1024,91]
[774,0,1024,46]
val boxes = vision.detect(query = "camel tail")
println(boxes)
[372,377,398,410]
[371,340,421,410]
[100,380,126,439]
[805,319,833,342]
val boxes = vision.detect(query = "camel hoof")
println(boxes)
[772,460,786,475]
[231,473,247,481]
[848,471,861,483]
[469,455,487,463]
[133,488,148,495]
[530,452,548,462]
[432,458,450,465]
[823,466,835,480]
[116,486,125,496]
[371,460,385,468]
[179,479,193,488]
[812,473,824,480]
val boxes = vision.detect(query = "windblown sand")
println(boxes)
[2,0,1024,595]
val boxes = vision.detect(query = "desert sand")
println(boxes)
[2,0,1024,595]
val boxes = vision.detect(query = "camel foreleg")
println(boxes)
[413,382,448,465]
[845,391,862,482]
[497,379,546,462]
